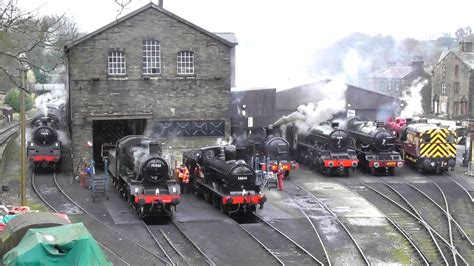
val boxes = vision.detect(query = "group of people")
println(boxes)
[174,165,190,194]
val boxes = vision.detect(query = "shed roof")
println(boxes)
[65,3,236,50]
[368,66,412,79]
[433,50,474,70]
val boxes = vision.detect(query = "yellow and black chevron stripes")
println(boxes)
[419,128,456,158]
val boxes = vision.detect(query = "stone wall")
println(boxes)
[67,6,234,167]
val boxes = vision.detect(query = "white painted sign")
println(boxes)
[347,109,356,117]
[247,116,254,128]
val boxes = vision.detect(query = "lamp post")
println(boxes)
[18,53,34,206]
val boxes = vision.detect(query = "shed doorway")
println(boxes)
[92,119,147,166]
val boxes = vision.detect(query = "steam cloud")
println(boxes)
[273,76,348,134]
[400,78,428,118]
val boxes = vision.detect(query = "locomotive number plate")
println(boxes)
[237,176,247,180]
[150,163,162,168]
[386,161,396,167]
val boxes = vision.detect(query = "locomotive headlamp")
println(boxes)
[30,143,34,147]
[352,161,358,168]
[328,162,334,168]
[397,162,404,168]
[55,143,59,147]
[374,162,380,168]
[135,187,139,195]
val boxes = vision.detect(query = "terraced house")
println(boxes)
[431,40,474,119]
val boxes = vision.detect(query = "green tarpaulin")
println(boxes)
[2,223,111,266]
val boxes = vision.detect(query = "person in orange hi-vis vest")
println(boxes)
[176,165,184,192]
[182,166,190,194]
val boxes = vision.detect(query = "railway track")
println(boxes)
[442,173,474,202]
[291,182,370,265]
[0,122,19,145]
[31,170,169,266]
[236,213,322,265]
[359,181,470,265]
[144,221,215,266]
[407,182,473,264]
[279,183,333,265]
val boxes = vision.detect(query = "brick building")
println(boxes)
[431,41,474,119]
[65,2,237,166]
[365,58,431,113]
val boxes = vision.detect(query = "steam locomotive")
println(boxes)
[183,145,266,215]
[27,100,66,169]
[284,122,358,176]
[344,116,403,175]
[236,130,296,183]
[108,136,180,218]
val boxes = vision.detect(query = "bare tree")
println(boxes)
[114,0,132,19]
[0,1,79,92]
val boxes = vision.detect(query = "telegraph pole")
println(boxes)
[20,69,26,206]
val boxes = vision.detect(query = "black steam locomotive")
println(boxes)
[344,116,403,175]
[236,131,294,181]
[183,145,266,215]
[108,136,180,218]
[27,101,65,169]
[285,122,358,176]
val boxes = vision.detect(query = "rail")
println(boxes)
[280,189,331,265]
[31,170,169,265]
[294,183,370,265]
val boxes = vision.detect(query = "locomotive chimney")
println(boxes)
[149,142,162,154]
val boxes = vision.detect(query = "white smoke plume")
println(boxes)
[400,78,428,118]
[273,76,347,134]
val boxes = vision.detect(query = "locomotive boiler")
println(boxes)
[108,135,180,218]
[344,116,403,175]
[183,145,266,215]
[27,102,65,169]
[287,121,358,176]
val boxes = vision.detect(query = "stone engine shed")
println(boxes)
[65,3,237,167]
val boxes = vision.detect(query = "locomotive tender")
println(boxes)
[108,135,180,218]
[27,101,66,169]
[281,122,358,176]
[344,116,403,175]
[183,145,266,215]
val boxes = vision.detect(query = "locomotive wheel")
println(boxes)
[204,192,211,203]
[212,196,219,208]
[220,202,227,214]
[343,168,349,177]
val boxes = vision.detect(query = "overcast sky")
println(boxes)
[18,0,474,89]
